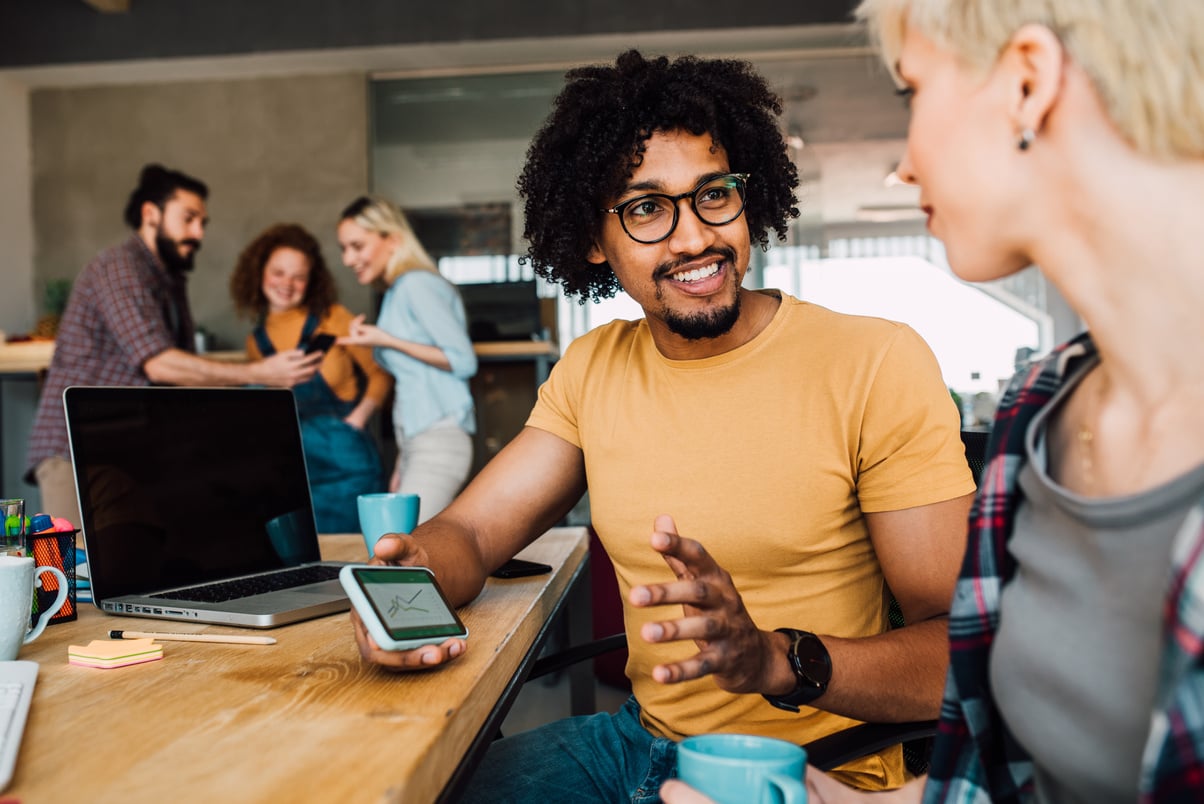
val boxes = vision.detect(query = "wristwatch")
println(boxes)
[762,628,832,713]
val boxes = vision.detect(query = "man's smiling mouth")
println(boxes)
[671,263,721,284]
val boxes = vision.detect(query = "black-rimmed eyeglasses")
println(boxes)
[603,173,750,244]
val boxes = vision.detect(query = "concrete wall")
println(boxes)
[0,71,371,504]
[0,75,36,502]
[30,72,373,350]
[0,76,33,338]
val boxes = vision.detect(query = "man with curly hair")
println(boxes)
[352,51,976,799]
[26,164,323,527]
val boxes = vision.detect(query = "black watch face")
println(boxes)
[793,635,831,686]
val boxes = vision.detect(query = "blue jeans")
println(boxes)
[460,696,677,803]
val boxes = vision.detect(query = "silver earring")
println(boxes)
[1018,128,1035,151]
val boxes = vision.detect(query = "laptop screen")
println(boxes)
[65,386,321,599]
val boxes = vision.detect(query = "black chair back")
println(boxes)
[960,429,989,486]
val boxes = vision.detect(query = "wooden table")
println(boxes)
[0,341,55,377]
[8,527,591,803]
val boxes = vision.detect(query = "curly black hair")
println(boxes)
[123,163,208,229]
[517,49,799,303]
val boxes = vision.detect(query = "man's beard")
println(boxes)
[655,247,742,340]
[663,295,742,340]
[156,232,201,273]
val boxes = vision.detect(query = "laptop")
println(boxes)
[64,386,350,628]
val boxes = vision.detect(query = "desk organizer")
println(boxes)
[30,529,77,625]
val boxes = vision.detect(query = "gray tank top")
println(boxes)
[988,363,1204,803]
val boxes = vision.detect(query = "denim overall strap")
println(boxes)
[252,320,275,357]
[256,313,320,355]
[255,314,348,419]
[298,313,319,346]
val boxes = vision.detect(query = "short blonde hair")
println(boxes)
[339,195,437,284]
[857,0,1204,159]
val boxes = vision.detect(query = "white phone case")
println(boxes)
[339,564,468,651]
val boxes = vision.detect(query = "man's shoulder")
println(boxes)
[779,293,908,336]
[562,317,645,357]
[83,235,156,279]
[774,295,919,360]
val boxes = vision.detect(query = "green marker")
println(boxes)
[4,514,28,537]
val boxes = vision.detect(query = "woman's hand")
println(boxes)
[251,349,324,387]
[658,780,716,804]
[340,313,455,371]
[339,314,387,348]
[806,768,926,802]
[659,779,712,799]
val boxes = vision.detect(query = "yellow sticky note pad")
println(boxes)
[68,638,163,669]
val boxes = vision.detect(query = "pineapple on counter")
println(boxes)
[30,278,72,340]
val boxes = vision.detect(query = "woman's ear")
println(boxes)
[382,230,402,256]
[998,23,1066,139]
[586,241,607,265]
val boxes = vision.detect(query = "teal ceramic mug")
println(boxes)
[677,734,807,804]
[356,493,420,557]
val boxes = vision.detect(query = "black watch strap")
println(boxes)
[762,627,832,713]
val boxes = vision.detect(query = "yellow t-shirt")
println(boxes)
[526,291,975,789]
[245,305,392,407]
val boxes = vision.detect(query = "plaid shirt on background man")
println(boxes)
[25,235,189,479]
[923,332,1204,804]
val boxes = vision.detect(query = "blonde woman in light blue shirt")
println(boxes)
[337,196,478,523]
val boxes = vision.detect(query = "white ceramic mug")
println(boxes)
[0,556,69,661]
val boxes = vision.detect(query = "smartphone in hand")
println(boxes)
[304,333,336,354]
[340,565,468,651]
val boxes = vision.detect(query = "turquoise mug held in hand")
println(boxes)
[677,734,807,804]
[0,556,69,661]
[356,493,421,557]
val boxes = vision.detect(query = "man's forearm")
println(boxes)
[764,618,949,723]
[143,348,261,386]
[403,516,492,607]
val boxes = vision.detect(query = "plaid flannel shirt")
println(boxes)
[924,332,1204,803]
[25,235,188,477]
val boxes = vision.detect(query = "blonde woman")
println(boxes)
[663,0,1204,802]
[337,197,477,523]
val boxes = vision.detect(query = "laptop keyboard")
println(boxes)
[150,565,342,603]
[0,661,37,792]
